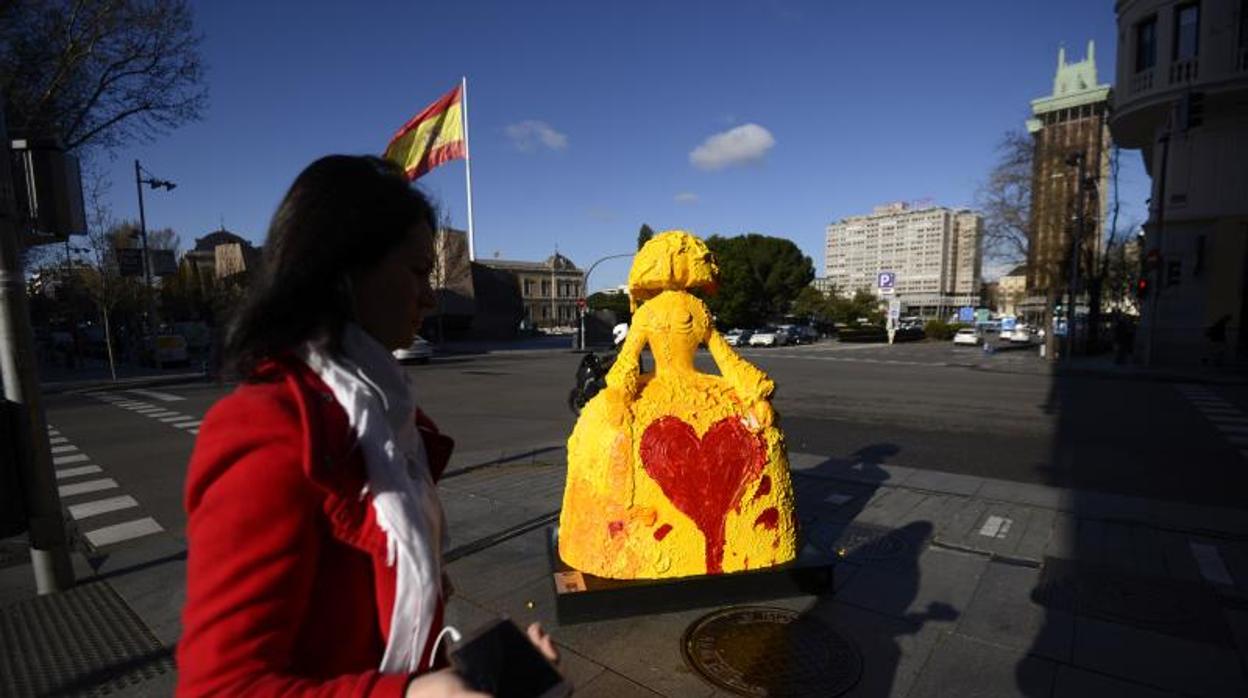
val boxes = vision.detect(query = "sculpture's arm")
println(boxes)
[605,325,647,398]
[706,329,776,428]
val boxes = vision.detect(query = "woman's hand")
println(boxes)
[526,622,559,664]
[403,668,489,698]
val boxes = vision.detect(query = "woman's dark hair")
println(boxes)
[225,155,437,379]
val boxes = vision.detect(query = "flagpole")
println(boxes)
[461,76,476,262]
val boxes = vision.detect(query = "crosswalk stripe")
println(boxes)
[159,414,191,422]
[55,465,102,480]
[132,406,163,414]
[83,517,163,547]
[47,430,60,437]
[188,428,199,435]
[49,444,78,454]
[127,389,185,402]
[145,410,180,418]
[57,478,118,497]
[52,453,89,466]
[67,495,139,521]
[48,436,68,445]
[176,420,202,429]
[1216,424,1248,434]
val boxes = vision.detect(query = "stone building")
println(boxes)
[479,252,585,329]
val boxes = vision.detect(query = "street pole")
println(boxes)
[0,99,75,593]
[1143,131,1171,366]
[134,160,156,335]
[577,252,633,350]
[1065,151,1087,362]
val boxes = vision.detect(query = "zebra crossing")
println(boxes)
[44,423,164,550]
[1177,383,1248,460]
[87,390,202,434]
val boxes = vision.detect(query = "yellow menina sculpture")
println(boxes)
[558,231,797,579]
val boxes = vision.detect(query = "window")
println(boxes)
[1174,3,1199,60]
[1135,16,1157,72]
[541,280,551,297]
[523,279,534,296]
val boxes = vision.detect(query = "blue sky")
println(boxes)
[97,0,1149,291]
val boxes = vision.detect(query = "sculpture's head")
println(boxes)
[628,231,718,311]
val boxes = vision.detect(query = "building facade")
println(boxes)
[824,202,983,315]
[1025,42,1113,298]
[810,276,836,295]
[479,252,585,328]
[997,265,1029,317]
[184,228,261,281]
[1113,0,1248,365]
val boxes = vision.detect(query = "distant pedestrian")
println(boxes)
[178,156,557,697]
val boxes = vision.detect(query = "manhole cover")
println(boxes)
[681,606,862,697]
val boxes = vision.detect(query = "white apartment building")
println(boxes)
[824,202,983,315]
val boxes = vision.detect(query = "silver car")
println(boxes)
[393,335,434,364]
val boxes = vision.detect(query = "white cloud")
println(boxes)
[505,120,569,152]
[674,192,699,204]
[689,123,775,171]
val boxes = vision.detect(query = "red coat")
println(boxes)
[177,357,452,697]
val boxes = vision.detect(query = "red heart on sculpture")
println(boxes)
[639,416,767,574]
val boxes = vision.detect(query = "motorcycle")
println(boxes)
[568,351,613,415]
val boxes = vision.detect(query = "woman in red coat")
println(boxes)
[177,156,555,697]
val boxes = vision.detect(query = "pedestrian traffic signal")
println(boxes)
[1136,277,1150,299]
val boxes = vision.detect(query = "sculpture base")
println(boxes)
[546,526,835,625]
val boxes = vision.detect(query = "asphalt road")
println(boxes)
[39,339,1248,559]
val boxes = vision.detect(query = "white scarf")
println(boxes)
[300,324,446,674]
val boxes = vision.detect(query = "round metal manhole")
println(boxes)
[681,606,862,697]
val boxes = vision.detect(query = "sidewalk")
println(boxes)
[37,355,208,395]
[5,445,1248,696]
[969,348,1248,386]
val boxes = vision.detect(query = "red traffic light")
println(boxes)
[1136,277,1150,298]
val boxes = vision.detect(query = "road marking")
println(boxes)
[115,401,146,407]
[1218,424,1248,434]
[49,444,77,454]
[1190,542,1234,585]
[979,515,1013,539]
[83,517,163,547]
[57,478,118,497]
[1210,416,1248,425]
[55,465,102,480]
[67,496,139,521]
[47,429,60,437]
[128,389,184,402]
[144,410,180,418]
[52,453,89,466]
[176,420,202,429]
[188,428,199,435]
[167,417,198,426]
[159,414,191,422]
[48,436,68,445]
[131,406,163,414]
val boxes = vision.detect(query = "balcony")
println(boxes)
[1169,57,1199,85]
[1130,69,1154,95]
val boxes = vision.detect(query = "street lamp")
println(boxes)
[134,160,176,333]
[578,252,634,350]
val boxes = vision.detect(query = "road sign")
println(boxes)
[877,271,896,295]
[116,248,143,276]
[1001,316,1017,331]
[958,306,974,323]
[887,299,901,321]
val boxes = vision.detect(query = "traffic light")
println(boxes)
[1136,277,1150,299]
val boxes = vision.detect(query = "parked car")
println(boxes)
[952,328,981,346]
[1009,326,1034,344]
[892,325,925,342]
[393,335,434,364]
[748,328,782,347]
[784,325,819,344]
[724,328,753,346]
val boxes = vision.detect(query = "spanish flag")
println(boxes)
[384,84,466,180]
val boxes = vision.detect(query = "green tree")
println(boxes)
[637,223,655,250]
[703,234,814,328]
[587,291,631,322]
[791,286,833,323]
[1,0,208,152]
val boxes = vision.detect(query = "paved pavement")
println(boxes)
[5,340,1248,696]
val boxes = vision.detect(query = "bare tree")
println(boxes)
[0,0,207,152]
[976,130,1033,270]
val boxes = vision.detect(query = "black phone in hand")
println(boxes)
[450,619,570,698]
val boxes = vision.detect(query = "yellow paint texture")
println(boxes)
[559,231,797,579]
